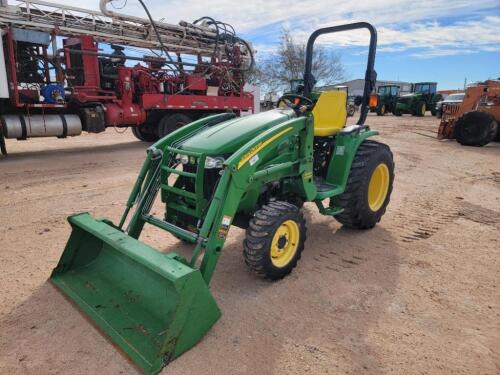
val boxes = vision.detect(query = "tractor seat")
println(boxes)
[312,91,347,137]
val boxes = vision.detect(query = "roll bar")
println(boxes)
[303,22,377,126]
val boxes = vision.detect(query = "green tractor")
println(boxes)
[370,84,400,115]
[394,82,442,116]
[50,23,394,375]
[289,78,305,94]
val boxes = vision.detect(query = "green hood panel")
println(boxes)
[397,93,420,104]
[179,109,294,155]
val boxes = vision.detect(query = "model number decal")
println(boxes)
[249,154,259,166]
[237,127,293,169]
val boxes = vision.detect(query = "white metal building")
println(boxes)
[320,79,413,96]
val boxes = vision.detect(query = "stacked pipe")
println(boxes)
[0,0,251,61]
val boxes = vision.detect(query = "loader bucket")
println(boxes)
[50,213,221,375]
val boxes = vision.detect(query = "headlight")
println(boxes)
[178,154,189,164]
[205,156,225,169]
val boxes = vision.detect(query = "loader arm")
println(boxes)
[121,112,236,238]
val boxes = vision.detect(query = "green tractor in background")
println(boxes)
[50,23,394,375]
[394,82,442,116]
[370,84,400,115]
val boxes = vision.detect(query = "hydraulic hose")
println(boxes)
[136,0,179,73]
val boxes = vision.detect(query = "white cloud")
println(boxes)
[410,49,476,59]
[42,0,500,58]
[286,16,500,57]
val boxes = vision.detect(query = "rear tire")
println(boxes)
[158,113,192,138]
[494,128,500,142]
[131,125,159,142]
[243,201,306,280]
[334,140,394,229]
[455,111,498,147]
[0,120,6,155]
[393,108,402,116]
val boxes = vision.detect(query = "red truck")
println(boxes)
[0,0,254,155]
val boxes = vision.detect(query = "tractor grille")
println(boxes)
[442,103,460,120]
[182,164,221,201]
[438,103,461,139]
[398,96,412,105]
[160,146,224,225]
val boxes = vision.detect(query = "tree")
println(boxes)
[253,28,346,95]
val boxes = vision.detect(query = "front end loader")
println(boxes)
[438,80,499,146]
[51,22,394,374]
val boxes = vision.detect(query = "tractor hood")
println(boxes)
[398,93,419,104]
[179,109,295,155]
[400,93,419,99]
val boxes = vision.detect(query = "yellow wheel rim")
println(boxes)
[381,104,385,114]
[270,220,300,268]
[368,163,390,212]
[421,103,426,115]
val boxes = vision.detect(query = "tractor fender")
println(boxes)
[325,126,379,192]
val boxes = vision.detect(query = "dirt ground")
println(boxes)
[0,113,499,375]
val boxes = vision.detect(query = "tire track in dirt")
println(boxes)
[311,250,368,272]
[390,198,499,244]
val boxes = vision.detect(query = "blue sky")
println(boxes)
[80,0,500,90]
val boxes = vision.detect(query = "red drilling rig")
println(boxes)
[0,0,255,155]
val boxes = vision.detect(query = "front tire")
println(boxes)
[347,105,356,117]
[494,127,500,142]
[376,104,386,116]
[414,101,426,117]
[455,111,498,147]
[334,140,394,229]
[243,202,306,280]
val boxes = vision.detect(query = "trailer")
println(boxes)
[0,0,254,155]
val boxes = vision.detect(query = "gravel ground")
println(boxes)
[0,113,499,375]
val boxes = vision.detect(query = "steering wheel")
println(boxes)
[277,94,314,114]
